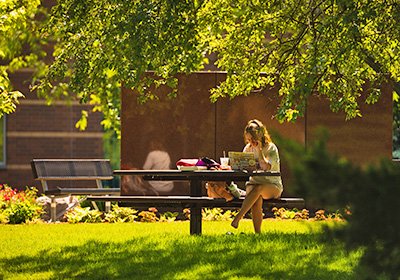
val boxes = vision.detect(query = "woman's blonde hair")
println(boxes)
[243,119,271,147]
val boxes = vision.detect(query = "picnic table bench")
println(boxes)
[31,159,120,221]
[87,169,305,235]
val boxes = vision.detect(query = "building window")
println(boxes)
[0,116,5,167]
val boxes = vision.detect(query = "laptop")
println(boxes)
[228,152,256,171]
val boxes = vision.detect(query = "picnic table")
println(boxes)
[88,169,304,235]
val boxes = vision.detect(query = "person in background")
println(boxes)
[121,162,159,196]
[231,119,283,233]
[143,139,174,193]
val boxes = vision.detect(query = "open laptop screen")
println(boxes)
[228,152,256,171]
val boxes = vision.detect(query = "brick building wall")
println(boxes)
[0,70,105,192]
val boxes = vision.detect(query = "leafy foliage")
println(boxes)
[0,184,43,224]
[65,206,103,223]
[274,129,357,211]
[159,211,179,222]
[199,0,400,122]
[104,204,138,223]
[1,1,400,133]
[272,207,309,220]
[272,207,344,221]
[275,131,400,279]
[0,87,24,118]
[335,159,400,280]
[202,207,237,221]
[102,129,121,188]
[34,0,205,135]
[0,0,46,117]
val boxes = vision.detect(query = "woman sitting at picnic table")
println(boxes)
[231,119,284,233]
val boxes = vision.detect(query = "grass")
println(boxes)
[0,220,362,280]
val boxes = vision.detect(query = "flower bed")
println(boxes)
[0,184,345,224]
[0,184,43,224]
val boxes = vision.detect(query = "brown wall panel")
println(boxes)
[215,73,305,157]
[121,72,306,195]
[121,73,217,195]
[214,73,305,193]
[306,84,392,166]
[122,73,216,169]
[121,72,393,196]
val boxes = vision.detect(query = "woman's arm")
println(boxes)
[258,152,271,170]
[256,142,272,171]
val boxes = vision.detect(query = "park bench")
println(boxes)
[31,159,120,222]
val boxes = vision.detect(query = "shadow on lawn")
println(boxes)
[1,232,358,280]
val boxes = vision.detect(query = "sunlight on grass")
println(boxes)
[0,220,361,280]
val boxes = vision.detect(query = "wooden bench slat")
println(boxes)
[36,176,114,180]
[31,159,113,179]
[86,195,305,208]
[87,195,225,205]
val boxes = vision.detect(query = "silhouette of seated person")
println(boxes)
[142,140,174,194]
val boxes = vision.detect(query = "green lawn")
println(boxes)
[0,220,362,280]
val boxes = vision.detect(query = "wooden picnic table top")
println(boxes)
[113,169,280,181]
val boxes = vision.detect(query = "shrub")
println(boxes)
[275,130,400,277]
[0,184,43,224]
[182,208,190,220]
[272,207,309,220]
[202,208,237,221]
[274,128,357,211]
[138,208,159,222]
[65,206,183,223]
[159,211,179,222]
[271,207,344,221]
[104,204,138,223]
[338,159,400,279]
[65,206,103,223]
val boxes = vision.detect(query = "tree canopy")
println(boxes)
[0,0,43,117]
[1,0,399,134]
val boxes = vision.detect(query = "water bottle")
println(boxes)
[227,182,241,198]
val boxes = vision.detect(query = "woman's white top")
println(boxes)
[243,142,284,191]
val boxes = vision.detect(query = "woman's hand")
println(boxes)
[259,157,272,171]
[257,141,263,151]
[257,145,271,171]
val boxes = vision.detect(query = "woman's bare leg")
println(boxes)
[231,185,263,229]
[231,184,281,230]
[251,196,263,233]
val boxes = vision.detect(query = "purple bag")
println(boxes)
[196,157,220,169]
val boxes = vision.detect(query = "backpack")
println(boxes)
[205,181,234,202]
